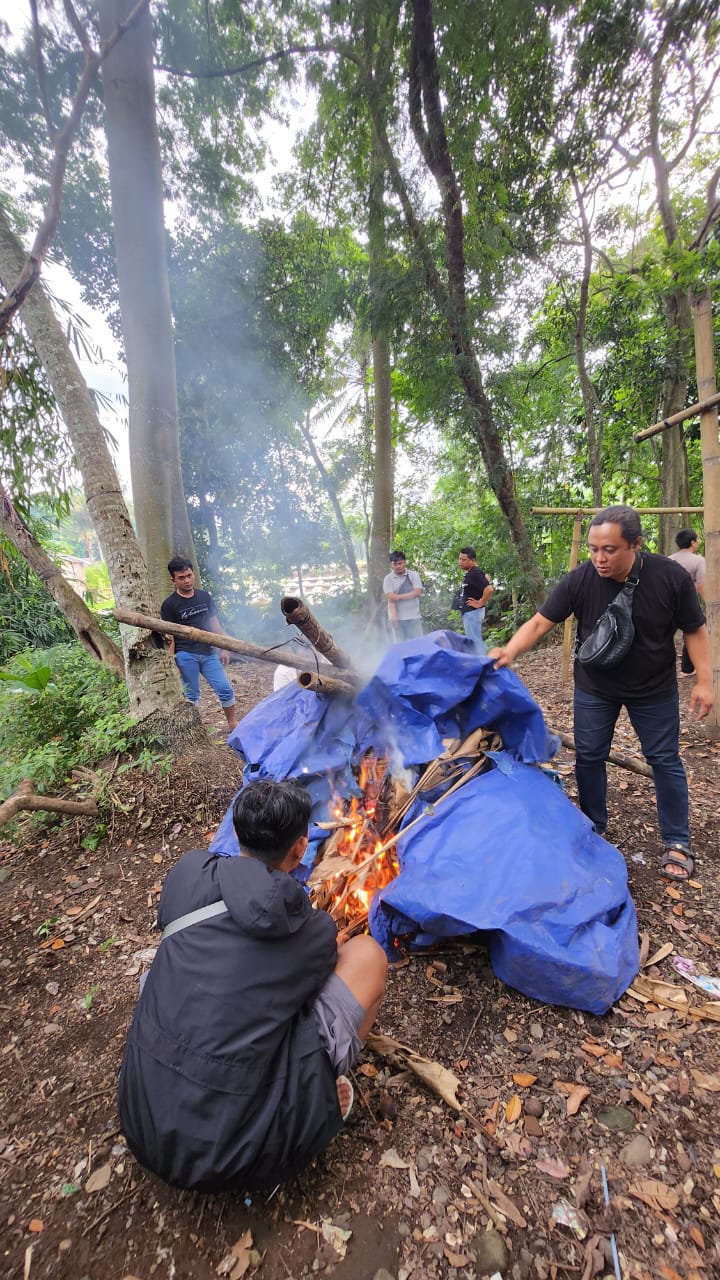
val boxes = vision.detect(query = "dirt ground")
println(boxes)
[1,645,719,1280]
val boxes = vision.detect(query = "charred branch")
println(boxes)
[297,670,356,697]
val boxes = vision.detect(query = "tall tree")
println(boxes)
[97,0,195,605]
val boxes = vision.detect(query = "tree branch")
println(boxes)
[0,0,150,340]
[154,42,332,79]
[30,0,56,137]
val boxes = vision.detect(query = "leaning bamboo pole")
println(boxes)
[634,391,720,442]
[691,293,719,732]
[112,608,359,685]
[280,597,354,670]
[554,730,652,779]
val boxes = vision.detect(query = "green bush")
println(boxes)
[0,641,160,803]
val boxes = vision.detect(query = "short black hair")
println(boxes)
[168,556,193,576]
[589,505,642,545]
[675,528,698,550]
[389,550,406,561]
[232,779,312,863]
[459,546,476,559]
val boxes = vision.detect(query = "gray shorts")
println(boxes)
[312,972,364,1076]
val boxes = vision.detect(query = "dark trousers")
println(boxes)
[573,688,689,847]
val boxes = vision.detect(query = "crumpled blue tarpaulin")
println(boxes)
[211,630,638,1012]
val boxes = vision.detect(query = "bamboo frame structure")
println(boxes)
[633,391,720,442]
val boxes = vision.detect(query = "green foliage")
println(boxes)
[0,653,55,693]
[0,558,76,662]
[0,641,162,805]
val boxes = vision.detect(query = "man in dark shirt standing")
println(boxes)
[489,506,712,880]
[160,557,238,733]
[457,546,494,655]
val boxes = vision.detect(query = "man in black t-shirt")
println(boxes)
[160,557,238,733]
[457,546,494,655]
[489,506,712,880]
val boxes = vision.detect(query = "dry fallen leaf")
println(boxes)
[321,1220,352,1260]
[566,1085,590,1117]
[366,1032,462,1110]
[512,1072,537,1087]
[627,1179,680,1213]
[444,1248,472,1268]
[85,1163,112,1193]
[631,1086,654,1111]
[688,1225,705,1249]
[580,1041,607,1059]
[690,1069,720,1092]
[486,1178,527,1227]
[535,1156,570,1179]
[27,1220,43,1233]
[505,1094,522,1123]
[216,1230,253,1280]
[379,1148,412,1169]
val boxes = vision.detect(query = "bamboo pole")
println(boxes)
[297,670,356,697]
[280,597,354,670]
[634,391,720,442]
[562,513,583,683]
[112,608,359,684]
[691,292,720,733]
[530,506,704,515]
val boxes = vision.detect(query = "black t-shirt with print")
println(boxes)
[540,553,705,700]
[160,589,218,654]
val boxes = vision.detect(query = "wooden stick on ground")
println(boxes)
[554,729,653,778]
[0,779,99,831]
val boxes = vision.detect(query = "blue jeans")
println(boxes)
[174,650,235,708]
[573,688,688,847]
[462,607,486,656]
[391,618,423,642]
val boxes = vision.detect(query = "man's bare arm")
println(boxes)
[684,625,713,719]
[488,613,556,668]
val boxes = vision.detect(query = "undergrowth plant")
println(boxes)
[0,641,168,804]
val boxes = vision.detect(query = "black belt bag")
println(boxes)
[576,555,641,671]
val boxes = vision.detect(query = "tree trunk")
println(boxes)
[299,415,362,593]
[97,0,195,607]
[367,145,394,613]
[0,482,124,675]
[0,205,185,725]
[571,175,604,505]
[364,0,544,606]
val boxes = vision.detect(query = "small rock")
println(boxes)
[58,1240,72,1253]
[524,1115,543,1138]
[473,1227,509,1276]
[597,1104,635,1133]
[524,1097,544,1118]
[676,1147,692,1172]
[620,1134,653,1167]
[432,1183,450,1207]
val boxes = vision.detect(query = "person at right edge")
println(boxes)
[669,528,706,677]
[489,505,713,882]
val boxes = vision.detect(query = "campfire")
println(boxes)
[308,728,502,939]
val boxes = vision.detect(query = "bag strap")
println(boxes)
[620,553,641,597]
[160,898,228,941]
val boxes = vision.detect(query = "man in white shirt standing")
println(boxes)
[669,529,706,676]
[383,550,424,642]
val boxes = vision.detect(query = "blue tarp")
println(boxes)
[212,630,639,1012]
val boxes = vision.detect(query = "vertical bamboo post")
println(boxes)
[692,292,720,732]
[562,512,584,682]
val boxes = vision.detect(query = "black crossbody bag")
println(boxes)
[576,555,641,671]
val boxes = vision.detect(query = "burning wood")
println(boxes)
[308,729,502,937]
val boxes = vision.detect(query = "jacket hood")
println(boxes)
[216,854,312,939]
